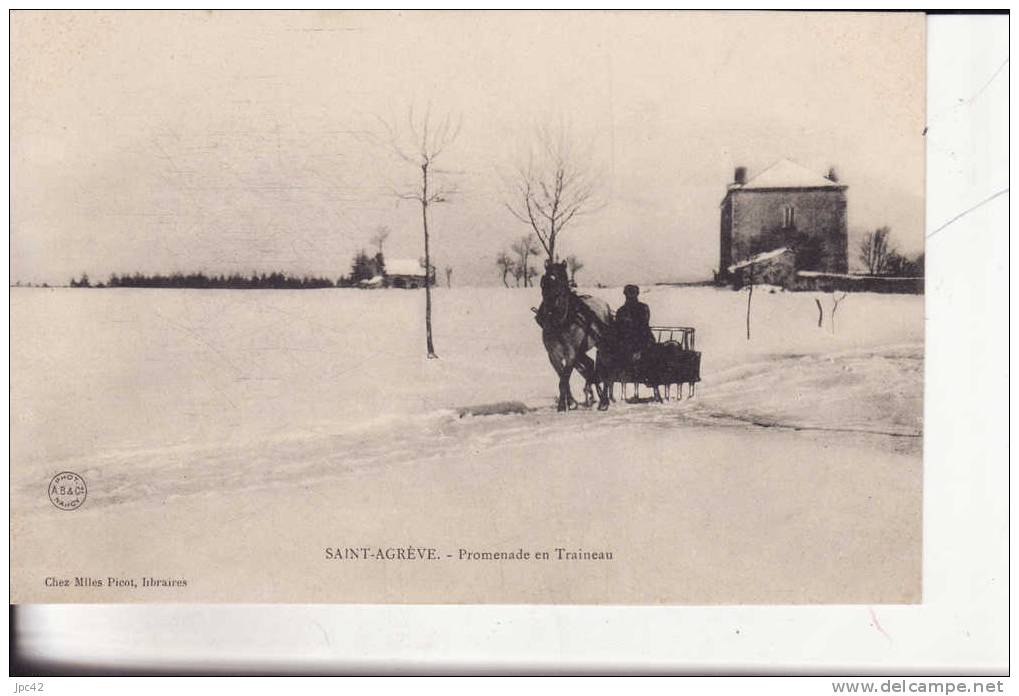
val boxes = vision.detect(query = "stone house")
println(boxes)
[718,159,848,283]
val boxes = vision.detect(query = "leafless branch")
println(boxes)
[366,104,462,359]
[829,291,848,335]
[502,123,603,262]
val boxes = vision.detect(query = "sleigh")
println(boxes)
[603,325,701,401]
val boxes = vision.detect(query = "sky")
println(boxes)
[11,11,926,287]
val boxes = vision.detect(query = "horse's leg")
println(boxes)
[653,385,663,403]
[562,343,583,410]
[592,375,607,411]
[546,351,570,412]
[563,364,579,409]
[557,366,574,411]
[582,375,594,408]
[596,377,611,411]
[562,348,581,411]
[562,366,578,411]
[561,362,578,411]
[566,379,579,410]
[593,354,610,411]
[575,353,596,407]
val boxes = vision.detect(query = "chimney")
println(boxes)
[826,167,839,183]
[734,167,747,185]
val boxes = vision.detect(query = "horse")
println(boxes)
[536,261,614,412]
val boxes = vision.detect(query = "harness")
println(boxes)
[539,289,611,345]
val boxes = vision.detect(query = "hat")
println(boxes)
[623,284,639,297]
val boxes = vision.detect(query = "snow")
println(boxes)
[736,158,843,190]
[797,270,922,281]
[385,258,426,276]
[797,270,851,278]
[10,286,924,603]
[747,283,787,294]
[727,246,790,272]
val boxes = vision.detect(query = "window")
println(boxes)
[782,204,795,228]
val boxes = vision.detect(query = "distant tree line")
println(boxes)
[78,250,446,291]
[103,271,336,289]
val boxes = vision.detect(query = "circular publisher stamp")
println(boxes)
[48,471,87,511]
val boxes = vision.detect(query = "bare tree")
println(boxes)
[859,226,895,275]
[505,124,601,263]
[495,251,514,288]
[371,106,461,359]
[511,235,541,288]
[829,291,848,335]
[565,255,584,286]
[370,225,391,257]
[444,265,453,288]
[511,261,524,287]
[526,265,539,287]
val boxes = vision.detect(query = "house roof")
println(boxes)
[736,159,844,190]
[727,247,791,273]
[385,259,426,276]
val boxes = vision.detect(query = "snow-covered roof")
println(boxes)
[727,247,791,273]
[736,159,843,190]
[385,259,426,276]
[359,275,384,286]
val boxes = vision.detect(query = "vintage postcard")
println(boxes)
[10,10,925,604]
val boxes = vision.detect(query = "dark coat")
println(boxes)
[615,299,654,352]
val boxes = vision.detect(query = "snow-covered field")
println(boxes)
[11,286,923,604]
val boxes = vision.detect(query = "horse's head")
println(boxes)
[540,260,570,301]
